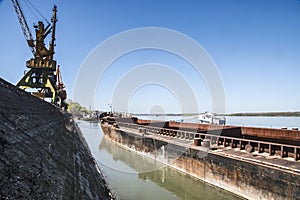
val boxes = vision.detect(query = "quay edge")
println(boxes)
[100,116,300,200]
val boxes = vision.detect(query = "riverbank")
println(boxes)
[134,111,300,117]
[0,78,113,199]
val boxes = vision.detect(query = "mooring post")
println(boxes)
[280,146,284,158]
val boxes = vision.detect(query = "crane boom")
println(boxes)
[11,0,35,54]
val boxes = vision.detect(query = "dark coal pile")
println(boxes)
[0,78,113,199]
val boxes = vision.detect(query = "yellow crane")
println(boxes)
[11,0,67,110]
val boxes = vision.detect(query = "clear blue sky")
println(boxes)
[0,0,300,113]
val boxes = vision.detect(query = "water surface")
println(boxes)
[78,121,242,200]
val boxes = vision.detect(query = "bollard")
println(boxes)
[194,138,202,146]
[203,139,210,148]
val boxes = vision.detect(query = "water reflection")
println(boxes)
[99,137,165,173]
[99,133,242,200]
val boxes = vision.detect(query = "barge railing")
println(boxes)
[116,122,300,161]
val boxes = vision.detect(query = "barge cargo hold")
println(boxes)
[99,115,300,200]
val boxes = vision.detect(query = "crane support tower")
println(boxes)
[11,0,67,110]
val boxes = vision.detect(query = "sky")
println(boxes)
[0,0,300,114]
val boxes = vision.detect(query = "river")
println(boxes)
[139,115,300,129]
[78,121,243,200]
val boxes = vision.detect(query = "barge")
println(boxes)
[99,113,300,199]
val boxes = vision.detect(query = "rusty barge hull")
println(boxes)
[100,117,300,199]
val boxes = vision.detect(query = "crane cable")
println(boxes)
[22,0,38,21]
[22,0,50,25]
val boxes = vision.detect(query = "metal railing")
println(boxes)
[116,122,300,161]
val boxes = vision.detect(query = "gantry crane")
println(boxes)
[11,0,67,110]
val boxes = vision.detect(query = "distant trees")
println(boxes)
[67,100,91,117]
[228,112,300,117]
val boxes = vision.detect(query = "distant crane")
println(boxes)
[11,0,67,110]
